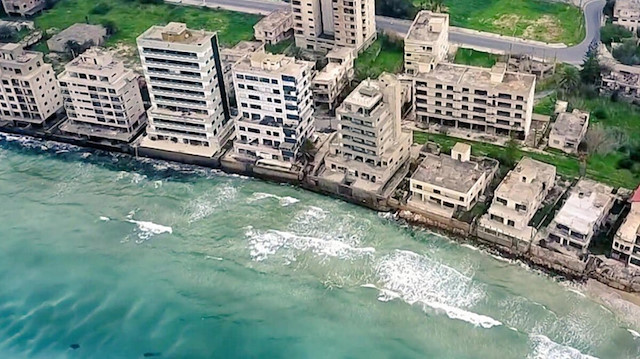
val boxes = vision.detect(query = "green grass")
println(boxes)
[34,0,261,48]
[412,0,585,45]
[354,37,403,80]
[453,48,500,68]
[265,38,294,54]
[533,93,556,116]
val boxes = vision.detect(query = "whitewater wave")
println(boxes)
[99,216,110,222]
[186,184,237,223]
[245,227,374,262]
[127,219,173,241]
[528,334,598,359]
[248,192,300,207]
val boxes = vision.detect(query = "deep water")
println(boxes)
[1,134,639,359]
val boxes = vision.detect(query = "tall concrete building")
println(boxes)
[404,11,449,75]
[232,51,315,163]
[2,0,45,17]
[414,62,536,140]
[291,0,376,52]
[324,72,411,188]
[137,22,232,157]
[0,43,62,127]
[311,47,354,110]
[58,47,146,143]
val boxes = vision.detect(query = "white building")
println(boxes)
[0,43,62,127]
[232,51,315,163]
[311,47,354,110]
[58,47,146,142]
[137,22,232,157]
[254,10,293,45]
[404,11,449,75]
[291,0,376,52]
[323,72,411,189]
[613,0,640,33]
[612,187,640,268]
[548,109,589,154]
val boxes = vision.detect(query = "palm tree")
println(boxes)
[557,66,580,96]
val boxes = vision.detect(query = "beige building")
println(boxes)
[47,24,108,54]
[220,41,265,103]
[2,0,44,17]
[612,187,640,268]
[414,62,536,141]
[324,72,411,189]
[602,64,640,101]
[137,23,232,157]
[0,43,62,127]
[232,51,315,163]
[409,143,498,217]
[254,10,293,45]
[548,109,589,154]
[58,47,146,143]
[479,157,556,241]
[543,179,615,255]
[311,47,354,110]
[291,0,376,52]
[613,0,640,33]
[404,11,449,75]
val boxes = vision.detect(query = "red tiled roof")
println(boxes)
[632,186,640,202]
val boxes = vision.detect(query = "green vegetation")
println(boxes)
[453,48,500,68]
[600,23,633,45]
[265,38,294,55]
[533,93,556,116]
[34,0,260,49]
[354,35,403,80]
[409,0,585,45]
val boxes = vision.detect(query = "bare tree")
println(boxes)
[584,123,624,155]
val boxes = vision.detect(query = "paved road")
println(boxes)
[197,0,604,64]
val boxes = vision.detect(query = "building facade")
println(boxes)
[409,143,498,217]
[2,0,45,17]
[324,72,411,187]
[404,11,449,75]
[548,109,589,154]
[137,23,232,156]
[232,51,315,163]
[311,47,354,110]
[612,187,640,269]
[479,157,556,241]
[254,10,293,45]
[414,62,536,141]
[220,41,265,104]
[291,0,376,52]
[613,0,640,33]
[58,47,146,142]
[0,43,62,126]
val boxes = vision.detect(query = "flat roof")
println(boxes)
[235,51,312,76]
[138,22,214,45]
[254,10,291,30]
[406,10,448,42]
[343,79,383,109]
[495,157,556,203]
[550,110,589,139]
[411,153,491,193]
[554,179,614,234]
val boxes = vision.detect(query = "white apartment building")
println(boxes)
[0,43,62,127]
[409,143,498,217]
[254,10,293,45]
[479,157,556,241]
[548,109,589,154]
[311,47,354,110]
[613,0,640,33]
[544,179,615,255]
[612,187,640,268]
[324,72,411,188]
[220,41,265,104]
[414,62,536,141]
[291,0,376,52]
[2,0,45,17]
[232,51,315,163]
[137,22,232,157]
[58,47,146,143]
[404,11,449,75]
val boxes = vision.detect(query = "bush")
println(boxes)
[618,158,634,170]
[593,107,608,119]
[600,23,633,45]
[630,147,640,162]
[90,2,111,15]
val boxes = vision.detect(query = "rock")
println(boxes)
[143,353,161,357]
[69,344,80,350]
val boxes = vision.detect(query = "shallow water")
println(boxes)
[1,134,639,358]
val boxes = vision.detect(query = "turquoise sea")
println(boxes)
[1,134,640,358]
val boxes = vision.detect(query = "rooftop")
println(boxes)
[343,78,383,109]
[411,152,494,193]
[65,47,119,70]
[254,10,291,30]
[49,23,106,43]
[235,51,313,76]
[417,62,536,95]
[615,0,640,13]
[0,42,39,64]
[313,62,343,83]
[138,22,214,45]
[554,179,614,235]
[617,207,640,243]
[550,109,589,139]
[406,10,449,42]
[495,157,556,203]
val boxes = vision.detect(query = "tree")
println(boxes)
[600,23,633,45]
[584,123,621,155]
[499,139,520,168]
[557,65,580,96]
[0,25,16,42]
[375,0,414,19]
[580,42,602,85]
[611,38,640,65]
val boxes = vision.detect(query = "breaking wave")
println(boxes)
[247,192,300,207]
[127,219,173,241]
[528,334,598,359]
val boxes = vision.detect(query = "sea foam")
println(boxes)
[127,219,173,241]
[248,192,300,207]
[528,334,598,359]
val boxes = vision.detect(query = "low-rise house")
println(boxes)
[612,186,640,268]
[311,47,354,110]
[404,10,449,75]
[507,55,555,79]
[479,157,556,242]
[2,0,45,17]
[323,72,411,190]
[47,24,107,54]
[58,47,146,143]
[548,109,589,154]
[544,179,615,255]
[254,10,293,45]
[602,64,640,101]
[409,143,499,218]
[613,0,640,33]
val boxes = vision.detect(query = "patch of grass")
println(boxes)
[34,0,261,48]
[533,93,556,116]
[354,36,403,80]
[265,38,294,54]
[412,0,585,45]
[453,48,500,68]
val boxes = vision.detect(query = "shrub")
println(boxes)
[618,158,634,170]
[90,2,111,15]
[593,107,608,119]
